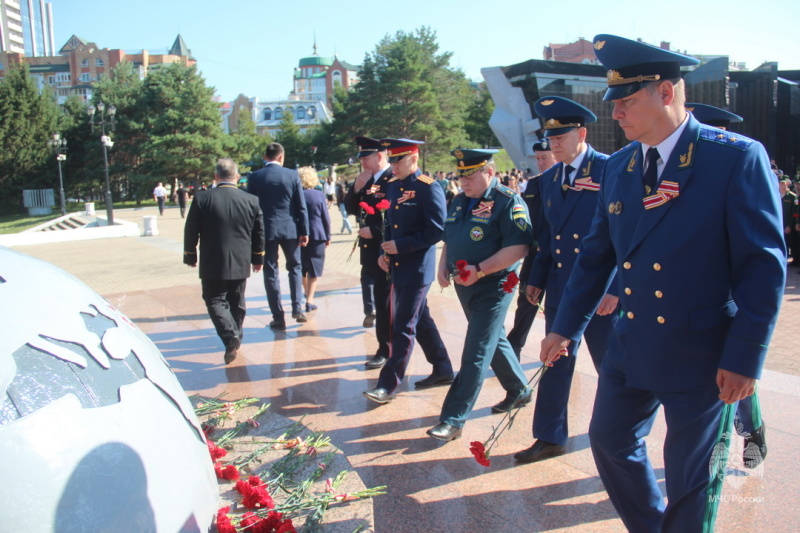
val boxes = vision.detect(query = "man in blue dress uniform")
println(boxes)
[507,140,556,359]
[362,138,454,404]
[687,102,768,469]
[515,96,619,464]
[426,149,533,442]
[345,136,393,369]
[540,34,786,532]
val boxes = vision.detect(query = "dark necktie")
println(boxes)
[643,147,660,196]
[561,165,575,198]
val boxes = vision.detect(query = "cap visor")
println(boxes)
[543,126,578,137]
[603,83,645,101]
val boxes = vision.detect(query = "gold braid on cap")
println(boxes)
[544,118,582,130]
[607,70,662,86]
[457,160,489,177]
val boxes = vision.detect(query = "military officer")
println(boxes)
[362,138,454,404]
[426,149,533,441]
[344,136,393,369]
[540,34,786,531]
[516,96,619,464]
[687,102,769,468]
[507,139,556,358]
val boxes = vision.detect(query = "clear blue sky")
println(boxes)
[53,0,800,103]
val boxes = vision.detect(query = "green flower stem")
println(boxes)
[484,366,547,456]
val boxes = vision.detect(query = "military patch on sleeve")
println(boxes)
[513,213,528,231]
[417,175,435,185]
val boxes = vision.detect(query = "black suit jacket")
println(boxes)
[247,162,308,240]
[183,183,265,280]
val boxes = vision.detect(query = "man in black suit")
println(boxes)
[247,143,310,329]
[184,158,265,364]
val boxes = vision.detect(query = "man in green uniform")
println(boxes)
[427,149,533,442]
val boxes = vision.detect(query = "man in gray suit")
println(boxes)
[247,143,309,329]
[184,158,265,364]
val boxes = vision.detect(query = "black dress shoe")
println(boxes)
[514,440,566,463]
[363,313,376,328]
[306,303,318,312]
[427,422,463,442]
[362,387,393,404]
[365,354,388,369]
[491,390,532,414]
[269,320,286,330]
[415,373,455,389]
[743,425,767,469]
[224,337,240,364]
[292,311,308,323]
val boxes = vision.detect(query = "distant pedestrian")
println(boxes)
[153,182,167,215]
[175,184,188,218]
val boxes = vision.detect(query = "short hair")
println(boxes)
[265,142,284,161]
[215,158,238,181]
[298,166,319,189]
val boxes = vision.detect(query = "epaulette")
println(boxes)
[495,184,515,197]
[699,128,751,151]
[416,174,434,185]
[387,177,399,183]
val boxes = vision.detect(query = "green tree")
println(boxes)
[325,27,471,173]
[465,83,499,148]
[0,63,61,205]
[227,105,268,173]
[135,62,225,194]
[275,110,310,169]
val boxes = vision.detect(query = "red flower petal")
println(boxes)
[375,199,391,211]
[222,464,239,480]
[455,259,468,270]
[502,272,520,293]
[469,440,491,467]
[215,507,236,533]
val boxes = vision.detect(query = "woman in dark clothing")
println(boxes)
[299,167,331,311]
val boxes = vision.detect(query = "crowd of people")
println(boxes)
[180,33,789,532]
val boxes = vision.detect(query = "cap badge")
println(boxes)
[454,149,464,159]
[381,141,391,147]
[607,70,623,83]
[594,40,606,50]
[541,99,555,106]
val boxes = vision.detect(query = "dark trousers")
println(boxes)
[263,238,303,319]
[590,338,729,532]
[506,288,543,358]
[439,282,528,428]
[362,261,390,358]
[532,304,618,445]
[377,283,452,394]
[201,278,246,346]
[157,196,165,215]
[178,202,186,218]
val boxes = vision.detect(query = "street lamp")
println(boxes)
[87,101,117,225]
[47,133,67,216]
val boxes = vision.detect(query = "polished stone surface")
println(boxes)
[12,204,800,532]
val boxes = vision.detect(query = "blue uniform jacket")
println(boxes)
[385,169,446,288]
[247,162,309,240]
[529,145,618,307]
[303,188,331,242]
[552,116,786,392]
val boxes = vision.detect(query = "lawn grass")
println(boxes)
[0,200,159,234]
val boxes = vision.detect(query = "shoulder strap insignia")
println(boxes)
[417,174,434,185]
[699,126,750,151]
[387,177,399,183]
[495,184,515,197]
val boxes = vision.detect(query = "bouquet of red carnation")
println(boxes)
[374,199,392,279]
[501,271,519,293]
[469,365,548,467]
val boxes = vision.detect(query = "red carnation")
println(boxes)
[454,260,470,282]
[248,475,264,487]
[375,199,391,211]
[207,441,227,460]
[469,440,491,467]
[237,480,276,509]
[358,201,375,215]
[502,272,520,293]
[455,259,468,270]
[277,519,297,533]
[201,423,215,439]
[215,507,236,533]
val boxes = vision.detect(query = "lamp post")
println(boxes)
[87,101,117,225]
[47,133,67,216]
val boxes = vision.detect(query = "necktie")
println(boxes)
[643,147,660,196]
[561,165,575,198]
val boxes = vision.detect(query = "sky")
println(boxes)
[53,0,800,103]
